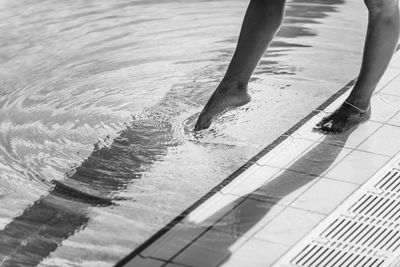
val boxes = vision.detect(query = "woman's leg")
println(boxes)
[195,0,286,131]
[316,0,400,132]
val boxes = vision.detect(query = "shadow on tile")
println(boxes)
[158,129,357,267]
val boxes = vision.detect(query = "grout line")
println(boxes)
[258,141,321,169]
[264,145,353,178]
[317,175,363,186]
[384,121,400,127]
[376,91,400,98]
[165,195,252,265]
[209,200,288,238]
[115,78,357,267]
[375,73,400,94]
[273,148,400,266]
[353,113,400,153]
[116,49,400,267]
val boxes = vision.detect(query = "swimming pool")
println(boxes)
[0,0,367,266]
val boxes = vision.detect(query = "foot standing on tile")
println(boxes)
[194,0,400,133]
[315,0,400,132]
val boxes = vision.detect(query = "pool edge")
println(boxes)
[114,76,360,267]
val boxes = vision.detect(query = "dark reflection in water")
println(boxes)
[0,0,351,266]
[0,111,173,266]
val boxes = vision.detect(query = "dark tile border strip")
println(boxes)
[115,76,360,266]
[116,45,400,266]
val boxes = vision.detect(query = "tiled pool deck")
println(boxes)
[118,50,400,267]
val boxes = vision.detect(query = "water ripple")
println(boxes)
[0,0,366,266]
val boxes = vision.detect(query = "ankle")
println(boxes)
[345,97,371,110]
[219,79,248,92]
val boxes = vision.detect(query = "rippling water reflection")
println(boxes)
[0,0,366,266]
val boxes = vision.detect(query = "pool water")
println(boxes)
[0,0,366,266]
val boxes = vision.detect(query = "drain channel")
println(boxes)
[274,153,400,267]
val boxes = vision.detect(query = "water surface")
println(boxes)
[0,0,367,266]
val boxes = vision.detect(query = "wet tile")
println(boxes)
[285,142,351,177]
[219,239,289,267]
[321,92,349,113]
[220,165,281,197]
[324,150,390,185]
[291,178,358,214]
[379,75,400,96]
[289,113,328,142]
[320,121,382,149]
[184,192,244,227]
[357,124,400,156]
[140,223,207,261]
[172,229,248,267]
[257,138,316,168]
[211,198,285,238]
[254,207,325,246]
[248,170,318,206]
[125,256,167,267]
[370,94,400,123]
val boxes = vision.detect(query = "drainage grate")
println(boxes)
[274,153,400,267]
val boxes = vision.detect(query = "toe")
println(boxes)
[314,116,331,130]
[320,120,334,132]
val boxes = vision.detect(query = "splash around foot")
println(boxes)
[194,86,251,131]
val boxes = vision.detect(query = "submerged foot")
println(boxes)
[194,82,251,131]
[314,101,371,134]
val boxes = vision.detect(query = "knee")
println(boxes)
[364,0,399,19]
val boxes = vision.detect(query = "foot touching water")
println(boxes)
[194,82,251,131]
[314,101,371,133]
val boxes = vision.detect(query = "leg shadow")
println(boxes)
[159,130,355,267]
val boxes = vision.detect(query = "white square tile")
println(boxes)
[254,207,325,246]
[173,229,248,267]
[289,113,329,142]
[257,138,316,168]
[220,239,289,267]
[324,150,390,185]
[184,192,244,227]
[220,165,281,197]
[390,50,400,62]
[291,178,358,214]
[370,94,400,123]
[248,170,318,206]
[320,92,350,114]
[140,223,206,260]
[320,121,382,149]
[376,68,400,92]
[125,256,166,267]
[389,52,400,68]
[164,263,187,267]
[358,124,400,156]
[211,198,285,238]
[378,75,400,96]
[285,142,351,177]
[387,110,400,127]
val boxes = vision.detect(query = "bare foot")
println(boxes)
[314,101,371,133]
[194,82,251,131]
